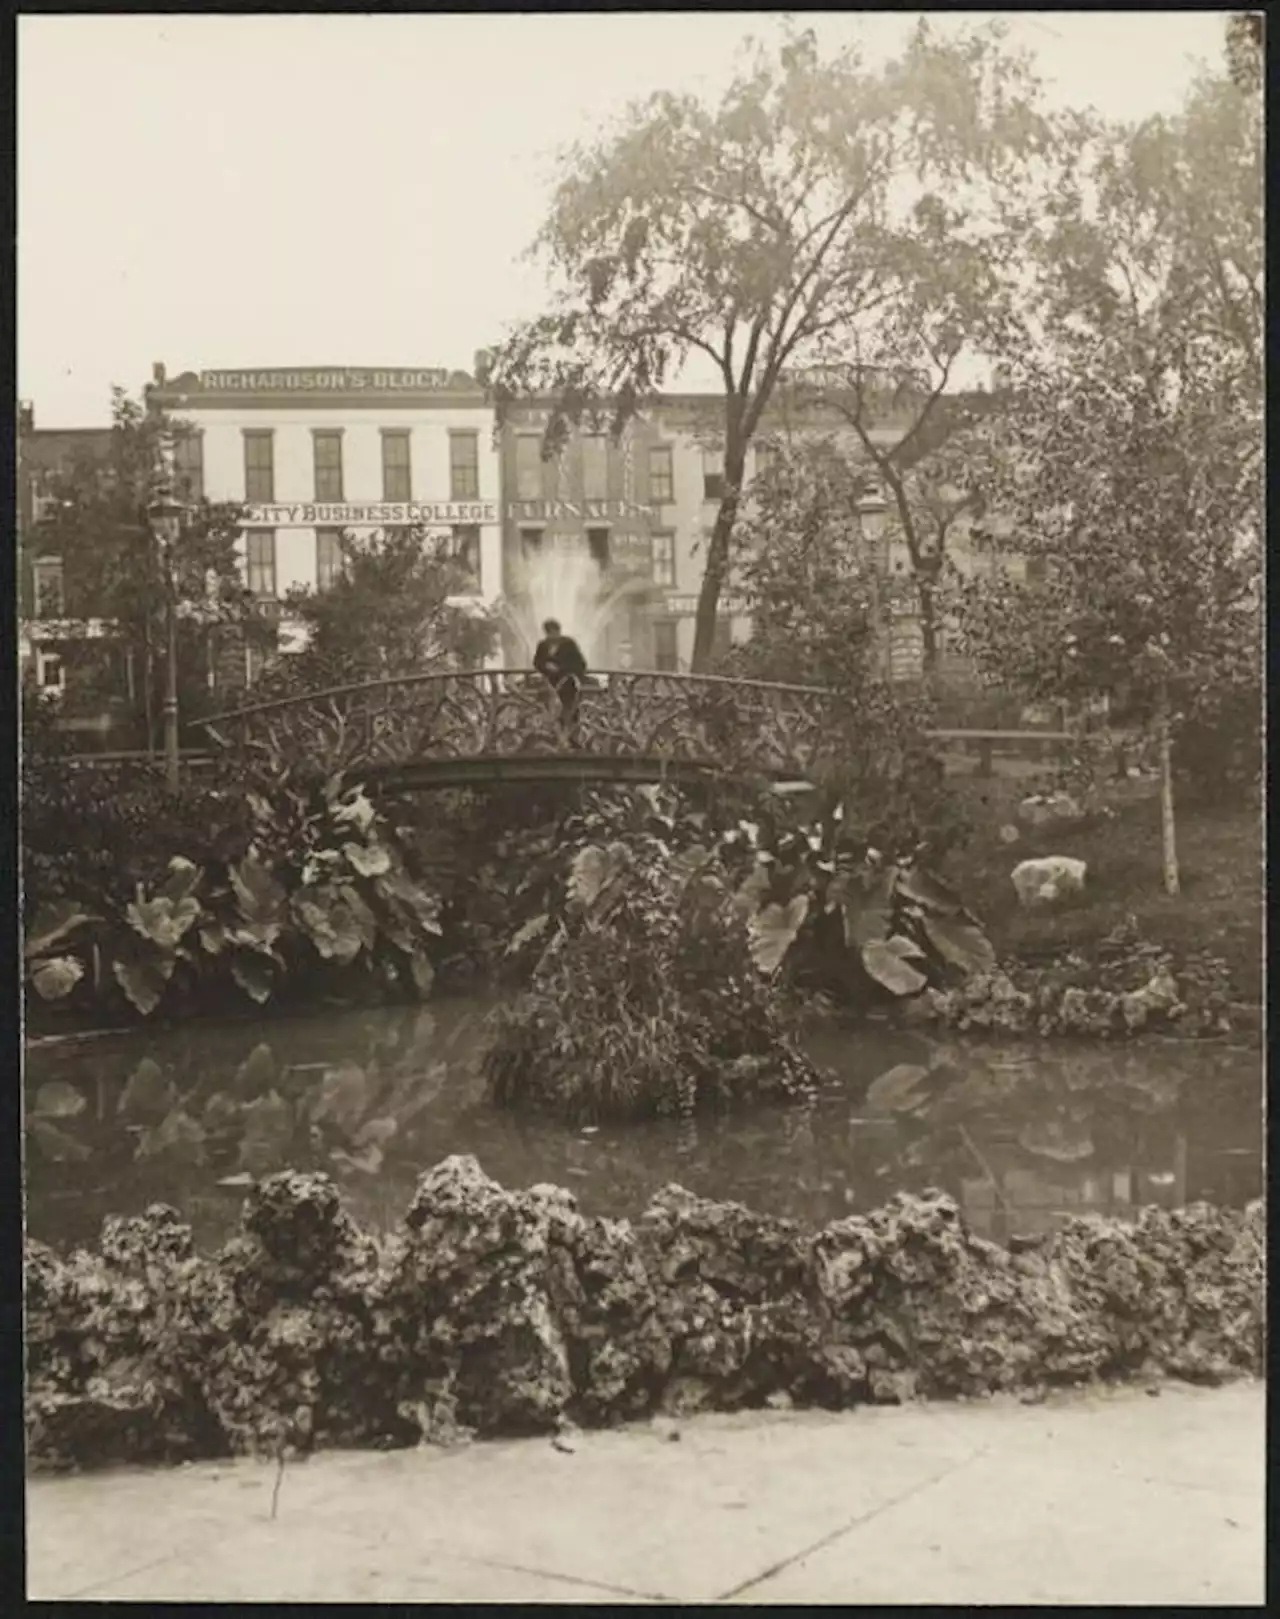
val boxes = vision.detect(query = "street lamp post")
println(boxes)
[147,485,186,791]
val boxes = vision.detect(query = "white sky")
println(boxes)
[19,10,1228,427]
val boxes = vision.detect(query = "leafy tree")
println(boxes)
[955,60,1261,894]
[485,18,1052,668]
[724,439,964,860]
[1225,12,1263,94]
[259,526,498,695]
[955,341,1260,896]
[28,388,262,747]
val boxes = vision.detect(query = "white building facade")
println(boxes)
[148,364,502,668]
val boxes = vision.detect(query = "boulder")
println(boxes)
[1011,856,1087,907]
[1017,792,1083,828]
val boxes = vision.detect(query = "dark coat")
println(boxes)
[533,634,587,685]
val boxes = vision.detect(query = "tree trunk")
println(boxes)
[917,571,940,675]
[1156,681,1180,896]
[691,456,745,672]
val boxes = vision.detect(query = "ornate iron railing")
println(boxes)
[195,667,840,782]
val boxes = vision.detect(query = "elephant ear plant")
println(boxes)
[722,807,997,1002]
[22,776,444,1021]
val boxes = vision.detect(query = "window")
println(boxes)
[32,556,65,617]
[753,440,778,483]
[313,431,343,502]
[449,432,480,501]
[1025,555,1047,587]
[174,430,204,502]
[516,435,545,501]
[581,435,609,501]
[316,529,344,592]
[713,618,733,658]
[243,432,275,503]
[586,527,611,570]
[651,531,675,588]
[382,432,412,501]
[648,445,674,504]
[702,448,724,501]
[652,620,679,672]
[36,649,65,694]
[245,529,277,597]
[451,525,481,590]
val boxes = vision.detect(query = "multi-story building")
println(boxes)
[495,379,925,673]
[17,403,127,738]
[148,362,504,676]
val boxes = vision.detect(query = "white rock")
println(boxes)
[1011,856,1087,907]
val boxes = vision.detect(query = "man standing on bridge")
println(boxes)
[533,618,588,745]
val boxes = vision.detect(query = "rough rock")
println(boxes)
[1012,856,1088,907]
[23,1164,1266,1473]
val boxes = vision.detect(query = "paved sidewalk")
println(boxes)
[27,1381,1265,1605]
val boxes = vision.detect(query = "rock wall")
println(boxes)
[25,1157,1265,1472]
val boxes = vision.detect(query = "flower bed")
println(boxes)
[25,1158,1264,1472]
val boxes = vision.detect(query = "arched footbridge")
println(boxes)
[194,668,842,790]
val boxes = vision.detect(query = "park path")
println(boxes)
[26,1380,1264,1605]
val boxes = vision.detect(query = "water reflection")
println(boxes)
[23,1001,1262,1252]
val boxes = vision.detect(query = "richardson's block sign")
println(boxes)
[200,368,461,392]
[244,501,498,527]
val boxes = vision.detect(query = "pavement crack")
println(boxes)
[460,1554,673,1603]
[713,1444,990,1604]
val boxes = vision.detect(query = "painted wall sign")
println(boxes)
[505,499,653,522]
[244,501,497,527]
[200,368,461,392]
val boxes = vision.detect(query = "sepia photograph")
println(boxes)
[18,8,1263,1604]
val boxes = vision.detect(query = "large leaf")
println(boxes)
[865,1062,933,1114]
[831,866,898,949]
[30,955,85,1002]
[338,884,380,952]
[749,894,810,975]
[30,1118,91,1164]
[25,899,97,959]
[198,921,228,955]
[159,856,203,904]
[126,892,201,951]
[506,912,550,955]
[118,1057,176,1121]
[374,868,443,934]
[331,788,376,833]
[112,952,176,1017]
[344,841,392,878]
[32,1080,88,1119]
[230,851,287,926]
[568,842,628,909]
[732,862,774,919]
[230,951,275,1005]
[895,864,966,918]
[135,1107,207,1165]
[861,941,929,997]
[330,1142,385,1175]
[922,914,998,977]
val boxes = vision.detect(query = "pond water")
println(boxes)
[23,999,1263,1253]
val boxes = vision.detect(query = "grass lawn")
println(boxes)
[944,784,1264,1003]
